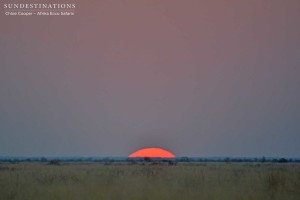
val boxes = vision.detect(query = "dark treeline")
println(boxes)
[0,156,299,165]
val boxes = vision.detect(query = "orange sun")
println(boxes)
[129,147,175,158]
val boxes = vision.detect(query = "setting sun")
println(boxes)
[129,147,175,158]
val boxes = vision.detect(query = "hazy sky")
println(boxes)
[1,0,299,157]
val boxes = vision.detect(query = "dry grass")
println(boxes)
[0,162,299,200]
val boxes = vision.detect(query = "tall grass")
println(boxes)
[0,163,299,200]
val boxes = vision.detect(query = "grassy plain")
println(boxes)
[0,162,299,200]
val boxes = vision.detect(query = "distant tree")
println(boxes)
[10,159,19,164]
[278,158,288,163]
[103,158,114,165]
[178,157,189,162]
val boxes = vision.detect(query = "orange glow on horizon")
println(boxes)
[129,147,175,158]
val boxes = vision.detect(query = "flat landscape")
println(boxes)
[0,162,299,200]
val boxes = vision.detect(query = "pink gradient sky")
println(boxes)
[0,0,299,157]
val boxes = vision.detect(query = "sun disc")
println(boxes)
[129,147,175,158]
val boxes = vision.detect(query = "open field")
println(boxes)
[0,162,299,200]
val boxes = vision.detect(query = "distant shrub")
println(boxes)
[144,157,152,162]
[168,160,177,165]
[48,160,61,165]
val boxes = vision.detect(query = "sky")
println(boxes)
[0,0,299,157]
